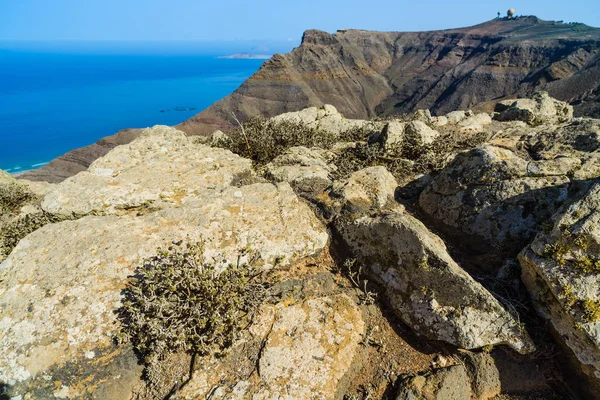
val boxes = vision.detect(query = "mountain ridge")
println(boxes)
[177,16,600,135]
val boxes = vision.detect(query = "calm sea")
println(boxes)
[0,43,269,173]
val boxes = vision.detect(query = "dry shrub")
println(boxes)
[117,242,271,385]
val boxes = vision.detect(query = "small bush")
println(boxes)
[332,130,488,181]
[117,242,271,384]
[222,116,338,165]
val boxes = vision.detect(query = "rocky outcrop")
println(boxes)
[271,104,377,134]
[375,120,440,154]
[337,207,534,354]
[519,182,600,392]
[19,128,142,183]
[0,127,329,398]
[419,145,571,254]
[266,146,337,194]
[4,94,600,398]
[41,126,253,217]
[332,166,398,212]
[495,91,574,126]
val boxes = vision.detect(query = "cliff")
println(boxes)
[178,16,600,135]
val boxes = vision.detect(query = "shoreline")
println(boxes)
[6,163,48,177]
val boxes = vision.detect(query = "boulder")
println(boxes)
[266,146,337,193]
[524,118,600,157]
[0,182,328,398]
[519,182,600,391]
[395,365,471,400]
[41,126,253,217]
[337,208,534,353]
[457,113,493,132]
[379,120,406,154]
[458,351,501,400]
[332,166,398,212]
[495,92,573,126]
[375,120,439,155]
[396,351,501,400]
[178,294,364,399]
[271,104,378,135]
[405,120,439,146]
[419,145,570,253]
[210,129,231,147]
[445,110,468,124]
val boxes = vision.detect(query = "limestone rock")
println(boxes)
[374,120,439,154]
[19,179,56,198]
[0,182,328,398]
[177,294,364,400]
[266,146,337,193]
[519,182,600,391]
[210,129,231,147]
[419,145,570,252]
[337,208,534,353]
[333,166,398,212]
[379,120,406,154]
[526,157,581,177]
[458,113,493,132]
[0,171,46,262]
[41,125,253,217]
[405,120,439,145]
[495,92,574,126]
[271,104,378,135]
[446,110,468,124]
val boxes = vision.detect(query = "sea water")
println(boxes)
[0,42,269,173]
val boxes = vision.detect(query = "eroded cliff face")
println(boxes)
[178,17,600,136]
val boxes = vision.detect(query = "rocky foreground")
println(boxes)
[1,93,600,399]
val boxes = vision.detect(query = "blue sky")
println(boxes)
[1,0,598,42]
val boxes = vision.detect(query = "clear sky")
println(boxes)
[1,0,598,42]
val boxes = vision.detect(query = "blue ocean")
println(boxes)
[0,41,280,173]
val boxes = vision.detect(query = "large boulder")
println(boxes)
[177,293,364,399]
[337,208,534,353]
[42,125,253,217]
[266,146,337,193]
[419,145,571,253]
[0,182,328,398]
[519,181,600,392]
[495,92,573,126]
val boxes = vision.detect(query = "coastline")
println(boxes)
[7,162,48,177]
